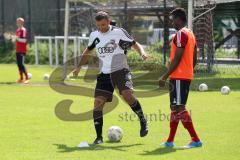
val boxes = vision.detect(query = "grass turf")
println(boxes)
[0,64,240,160]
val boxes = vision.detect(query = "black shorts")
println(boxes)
[94,68,133,102]
[169,79,191,106]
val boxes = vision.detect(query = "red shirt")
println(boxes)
[172,29,188,48]
[16,27,27,53]
[169,27,196,80]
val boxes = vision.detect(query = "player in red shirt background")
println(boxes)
[159,8,202,148]
[16,17,29,84]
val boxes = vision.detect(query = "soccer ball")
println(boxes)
[65,75,70,80]
[199,83,208,91]
[221,86,230,95]
[27,73,32,79]
[107,126,123,142]
[43,74,50,80]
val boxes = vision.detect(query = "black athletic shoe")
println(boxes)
[140,121,148,137]
[93,137,103,145]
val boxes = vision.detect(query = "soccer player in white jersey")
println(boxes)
[73,11,149,144]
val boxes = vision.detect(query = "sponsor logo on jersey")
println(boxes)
[98,39,117,54]
[98,47,114,54]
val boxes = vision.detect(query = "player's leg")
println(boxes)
[16,53,23,83]
[93,73,114,144]
[121,89,148,137]
[175,80,202,147]
[165,108,180,146]
[93,96,107,144]
[161,80,179,147]
[20,53,29,82]
[112,69,148,137]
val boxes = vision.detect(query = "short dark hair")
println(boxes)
[170,8,187,23]
[95,11,109,21]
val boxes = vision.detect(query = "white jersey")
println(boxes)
[87,25,135,74]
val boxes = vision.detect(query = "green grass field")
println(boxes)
[0,64,240,160]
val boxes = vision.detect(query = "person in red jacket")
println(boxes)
[15,17,29,84]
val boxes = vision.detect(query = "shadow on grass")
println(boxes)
[139,145,202,156]
[53,143,143,153]
[0,82,16,85]
[139,147,177,156]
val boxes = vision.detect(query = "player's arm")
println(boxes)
[132,42,148,61]
[73,32,97,77]
[160,30,187,83]
[73,48,92,77]
[16,37,27,43]
[118,28,148,61]
[16,29,27,43]
[77,48,92,67]
[162,47,184,80]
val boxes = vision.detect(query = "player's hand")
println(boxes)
[72,67,80,77]
[159,74,168,88]
[11,35,18,42]
[141,53,149,61]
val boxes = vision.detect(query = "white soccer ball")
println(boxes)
[107,126,123,142]
[27,73,32,79]
[199,83,208,92]
[65,75,70,80]
[43,74,50,80]
[221,86,230,95]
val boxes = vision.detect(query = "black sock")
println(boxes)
[93,110,103,139]
[130,100,146,124]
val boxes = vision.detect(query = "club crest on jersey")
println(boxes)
[98,39,117,54]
